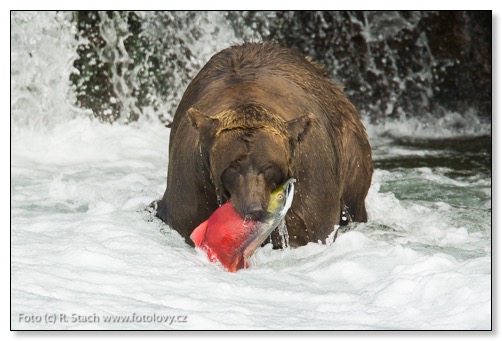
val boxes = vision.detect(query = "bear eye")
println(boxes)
[228,161,239,171]
[262,164,284,188]
[260,165,274,174]
[221,166,239,194]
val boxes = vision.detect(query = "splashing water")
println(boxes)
[277,219,290,249]
[11,11,85,131]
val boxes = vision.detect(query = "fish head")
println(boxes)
[264,177,296,224]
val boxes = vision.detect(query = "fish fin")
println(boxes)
[190,220,208,247]
[226,255,244,273]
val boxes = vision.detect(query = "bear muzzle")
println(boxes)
[243,202,266,221]
[229,172,269,221]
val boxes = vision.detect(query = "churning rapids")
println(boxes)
[10,12,491,330]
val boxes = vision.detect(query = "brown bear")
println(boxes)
[156,42,373,248]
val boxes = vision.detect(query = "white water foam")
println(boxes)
[10,113,492,330]
[363,109,490,140]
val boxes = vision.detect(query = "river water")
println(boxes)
[10,11,492,330]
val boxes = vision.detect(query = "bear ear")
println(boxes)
[287,112,315,142]
[187,108,218,131]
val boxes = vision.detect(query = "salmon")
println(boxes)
[190,178,296,271]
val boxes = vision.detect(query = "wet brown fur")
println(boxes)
[157,42,373,247]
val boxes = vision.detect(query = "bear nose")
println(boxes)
[243,203,264,221]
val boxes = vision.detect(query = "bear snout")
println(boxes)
[243,202,265,221]
[231,194,267,221]
[230,172,269,221]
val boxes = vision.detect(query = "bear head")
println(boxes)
[188,104,313,221]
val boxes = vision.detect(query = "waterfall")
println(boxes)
[11,11,84,131]
[11,11,491,133]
